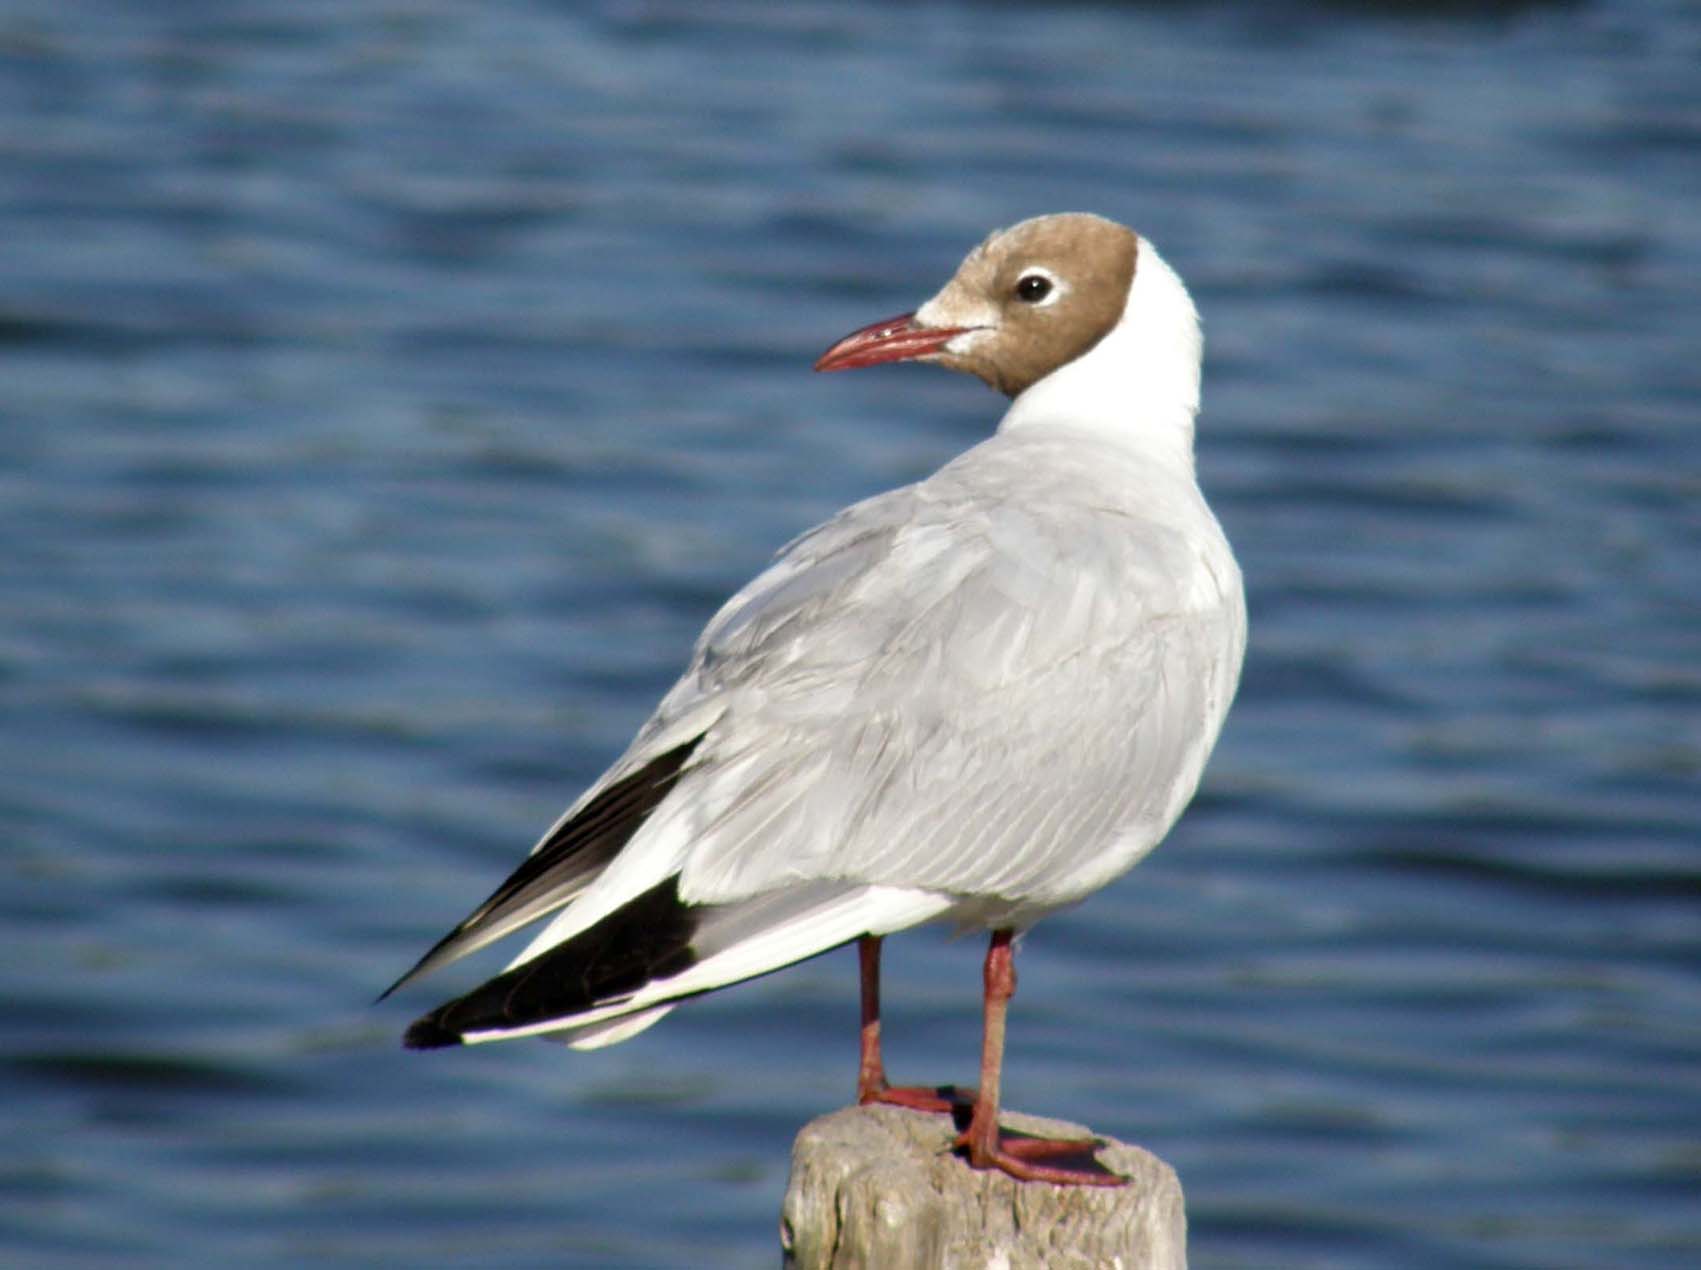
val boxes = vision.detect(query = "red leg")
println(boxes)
[953,930,1125,1186]
[855,935,888,1101]
[855,936,966,1114]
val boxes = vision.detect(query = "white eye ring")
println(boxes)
[1013,267,1064,307]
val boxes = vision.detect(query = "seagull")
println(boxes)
[385,213,1246,1186]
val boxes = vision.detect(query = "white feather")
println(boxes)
[465,885,954,1045]
[562,1006,674,1051]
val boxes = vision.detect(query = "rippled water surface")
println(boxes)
[3,1,1697,1266]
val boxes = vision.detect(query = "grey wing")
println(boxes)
[668,474,1244,908]
[379,488,922,995]
[392,440,1243,989]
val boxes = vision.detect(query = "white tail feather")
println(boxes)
[563,1005,675,1050]
[459,884,953,1046]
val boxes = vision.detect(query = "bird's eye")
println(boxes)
[1015,273,1053,304]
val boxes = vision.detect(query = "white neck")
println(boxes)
[997,241,1202,474]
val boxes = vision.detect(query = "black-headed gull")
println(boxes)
[387,213,1246,1185]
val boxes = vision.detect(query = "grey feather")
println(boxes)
[600,428,1246,913]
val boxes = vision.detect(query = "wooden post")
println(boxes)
[780,1104,1186,1269]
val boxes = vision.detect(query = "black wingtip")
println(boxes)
[375,954,439,1006]
[403,1017,465,1050]
[395,876,700,1048]
[379,735,707,1012]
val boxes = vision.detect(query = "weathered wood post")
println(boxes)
[780,1104,1186,1269]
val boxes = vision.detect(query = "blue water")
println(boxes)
[3,1,1697,1266]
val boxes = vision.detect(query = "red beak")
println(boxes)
[813,312,972,373]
